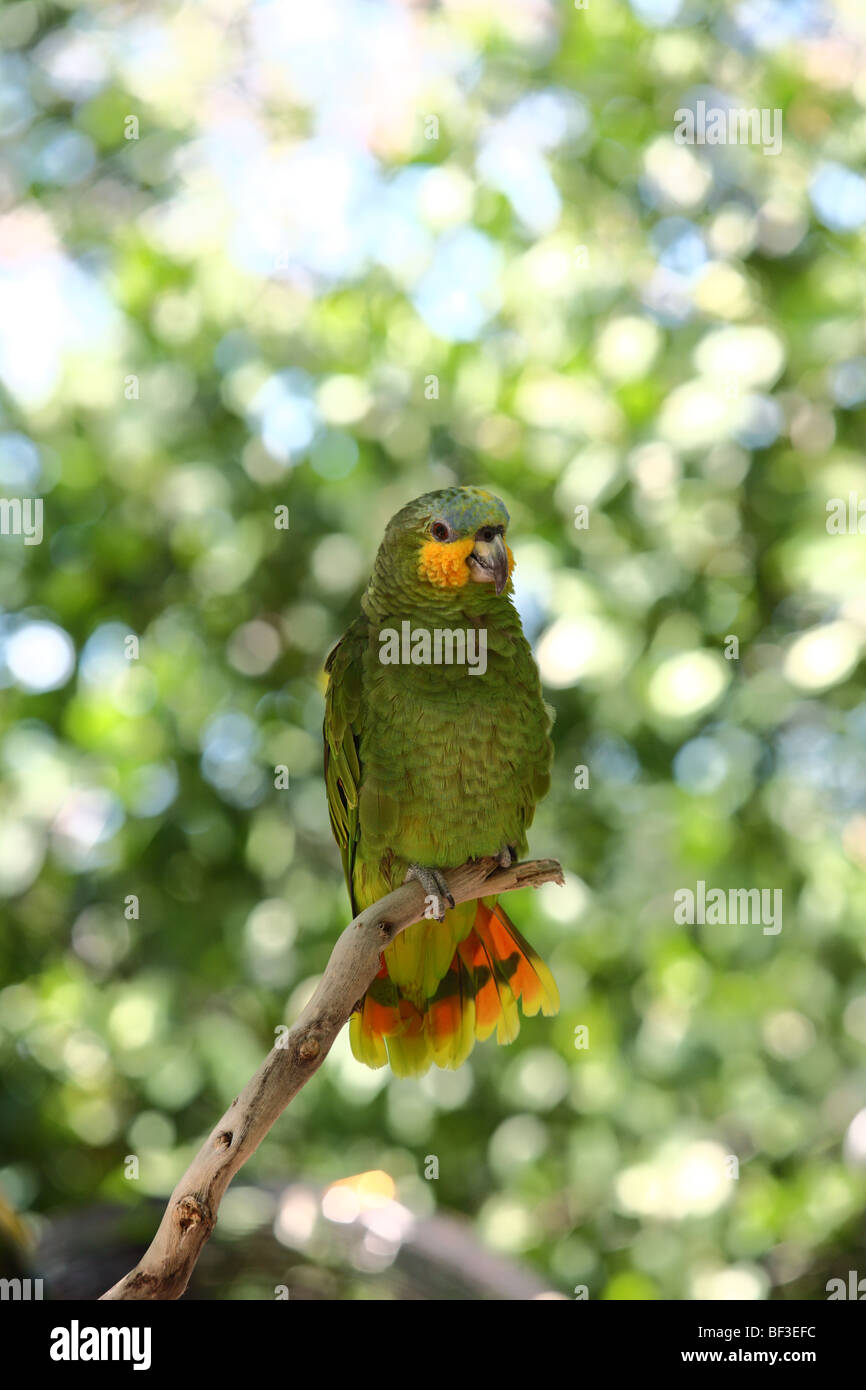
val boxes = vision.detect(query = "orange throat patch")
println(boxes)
[418,538,515,589]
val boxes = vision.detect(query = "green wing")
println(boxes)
[323,616,367,915]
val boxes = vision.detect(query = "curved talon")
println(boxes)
[405,862,455,920]
[496,844,515,868]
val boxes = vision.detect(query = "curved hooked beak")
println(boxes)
[467,532,509,595]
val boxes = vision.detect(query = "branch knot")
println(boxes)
[174,1195,209,1233]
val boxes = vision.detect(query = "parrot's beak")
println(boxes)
[468,532,509,595]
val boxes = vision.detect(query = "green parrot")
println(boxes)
[323,485,559,1076]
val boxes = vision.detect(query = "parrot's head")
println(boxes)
[380,486,514,602]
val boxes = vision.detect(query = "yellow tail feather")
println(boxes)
[349,898,558,1076]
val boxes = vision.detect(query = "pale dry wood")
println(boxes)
[99,855,564,1300]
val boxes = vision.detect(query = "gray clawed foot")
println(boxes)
[496,844,516,868]
[405,863,455,921]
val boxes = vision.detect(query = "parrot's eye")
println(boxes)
[430,521,451,542]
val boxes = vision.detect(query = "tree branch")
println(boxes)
[99,855,564,1300]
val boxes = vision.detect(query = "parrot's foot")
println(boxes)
[495,844,516,868]
[405,863,455,921]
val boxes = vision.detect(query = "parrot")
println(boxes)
[323,485,559,1077]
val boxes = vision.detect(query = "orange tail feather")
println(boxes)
[350,898,559,1076]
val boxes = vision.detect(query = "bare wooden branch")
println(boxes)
[99,855,564,1300]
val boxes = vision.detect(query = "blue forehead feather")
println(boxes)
[423,486,510,535]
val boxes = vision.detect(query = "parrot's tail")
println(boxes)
[349,898,559,1077]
